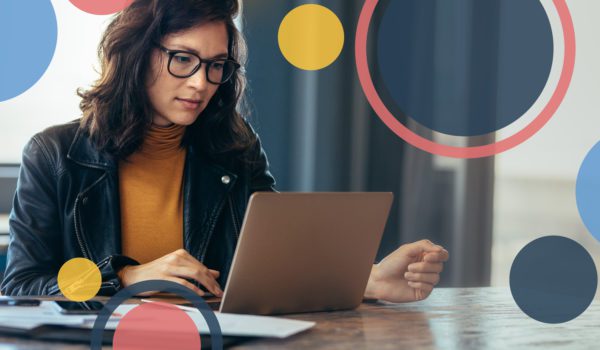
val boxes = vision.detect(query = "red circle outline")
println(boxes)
[355,0,576,158]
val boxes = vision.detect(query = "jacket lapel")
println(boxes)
[183,145,237,262]
[66,128,121,261]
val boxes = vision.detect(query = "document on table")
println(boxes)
[0,302,89,330]
[101,303,314,338]
[0,301,315,339]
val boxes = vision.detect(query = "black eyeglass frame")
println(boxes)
[157,45,241,85]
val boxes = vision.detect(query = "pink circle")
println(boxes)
[355,0,576,158]
[113,302,201,350]
[68,0,133,15]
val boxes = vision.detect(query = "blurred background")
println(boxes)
[1,0,599,290]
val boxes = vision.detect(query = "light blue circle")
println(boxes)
[577,141,600,242]
[0,1,58,102]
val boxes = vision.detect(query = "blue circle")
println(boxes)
[577,141,600,242]
[510,236,597,324]
[376,0,554,136]
[0,1,57,102]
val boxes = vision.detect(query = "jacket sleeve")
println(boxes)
[0,136,138,296]
[0,136,64,296]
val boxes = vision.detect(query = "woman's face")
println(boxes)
[146,21,229,127]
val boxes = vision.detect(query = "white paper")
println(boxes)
[0,301,315,339]
[0,301,91,329]
[108,303,315,338]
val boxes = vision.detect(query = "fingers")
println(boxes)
[194,271,223,297]
[408,261,444,273]
[172,249,204,266]
[406,258,441,301]
[164,249,223,296]
[407,281,433,292]
[418,239,445,252]
[187,266,222,297]
[407,281,433,299]
[169,266,223,296]
[423,250,449,263]
[163,276,206,297]
[404,239,448,258]
[404,272,440,285]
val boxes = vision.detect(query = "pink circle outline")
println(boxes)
[355,0,576,158]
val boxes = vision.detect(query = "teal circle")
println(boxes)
[0,1,58,102]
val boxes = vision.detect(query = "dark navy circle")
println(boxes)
[375,0,554,136]
[90,280,223,349]
[0,0,57,102]
[576,141,600,243]
[510,236,597,324]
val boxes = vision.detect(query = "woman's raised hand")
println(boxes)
[364,240,449,302]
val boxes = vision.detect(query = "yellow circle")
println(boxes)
[278,4,345,71]
[57,258,101,302]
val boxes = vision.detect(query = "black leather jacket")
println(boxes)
[0,120,275,296]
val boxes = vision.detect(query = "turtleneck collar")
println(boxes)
[138,123,186,159]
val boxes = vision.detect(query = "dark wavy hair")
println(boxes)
[78,0,255,161]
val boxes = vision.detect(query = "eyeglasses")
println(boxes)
[157,45,240,85]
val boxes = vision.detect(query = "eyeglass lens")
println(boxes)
[169,52,235,83]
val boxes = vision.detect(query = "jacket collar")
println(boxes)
[66,125,240,179]
[66,126,117,170]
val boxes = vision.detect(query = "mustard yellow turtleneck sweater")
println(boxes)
[119,123,187,264]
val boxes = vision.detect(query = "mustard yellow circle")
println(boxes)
[278,4,345,71]
[57,258,101,302]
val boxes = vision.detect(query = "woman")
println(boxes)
[0,0,448,303]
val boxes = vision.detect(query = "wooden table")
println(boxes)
[0,288,598,349]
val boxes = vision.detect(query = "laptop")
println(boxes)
[218,192,393,315]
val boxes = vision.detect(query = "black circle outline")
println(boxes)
[90,280,223,349]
